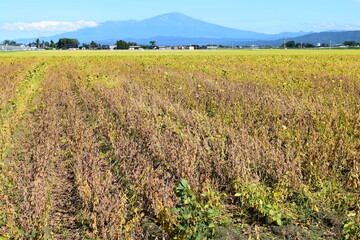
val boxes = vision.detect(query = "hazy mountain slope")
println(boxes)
[18,13,358,46]
[16,12,310,44]
[250,31,360,47]
[288,31,360,44]
[53,12,270,41]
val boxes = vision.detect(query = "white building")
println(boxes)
[207,45,218,50]
[0,44,34,51]
[129,46,141,50]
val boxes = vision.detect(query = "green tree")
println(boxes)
[49,40,55,48]
[116,40,129,49]
[2,40,16,45]
[90,41,99,49]
[343,41,358,46]
[81,43,90,49]
[285,41,296,48]
[57,38,80,49]
[127,42,137,46]
[35,38,40,48]
[150,40,156,47]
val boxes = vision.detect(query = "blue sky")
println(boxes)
[1,0,359,41]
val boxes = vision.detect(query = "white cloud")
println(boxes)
[342,23,360,30]
[311,22,360,31]
[1,21,98,32]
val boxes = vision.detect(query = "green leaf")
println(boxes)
[180,179,189,188]
[171,207,179,213]
[30,231,37,237]
[179,225,187,231]
[276,218,283,226]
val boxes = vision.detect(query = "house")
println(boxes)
[95,45,110,50]
[158,46,166,50]
[129,46,141,50]
[66,44,78,50]
[0,44,34,51]
[206,45,218,50]
[97,45,110,50]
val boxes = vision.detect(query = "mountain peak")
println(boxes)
[143,12,196,23]
[160,12,188,17]
[15,12,313,45]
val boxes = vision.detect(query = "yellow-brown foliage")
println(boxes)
[0,50,359,239]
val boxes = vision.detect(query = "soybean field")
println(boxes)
[0,50,359,239]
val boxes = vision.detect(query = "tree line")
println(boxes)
[3,38,360,50]
[2,38,76,49]
[115,40,158,49]
[281,40,360,48]
[1,38,158,50]
[343,41,360,46]
[281,41,322,48]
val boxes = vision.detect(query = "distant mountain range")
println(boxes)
[279,31,360,45]
[15,12,360,46]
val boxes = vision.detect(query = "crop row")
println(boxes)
[0,52,359,239]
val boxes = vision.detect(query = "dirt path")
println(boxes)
[45,63,127,239]
[42,65,82,239]
[48,157,80,239]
